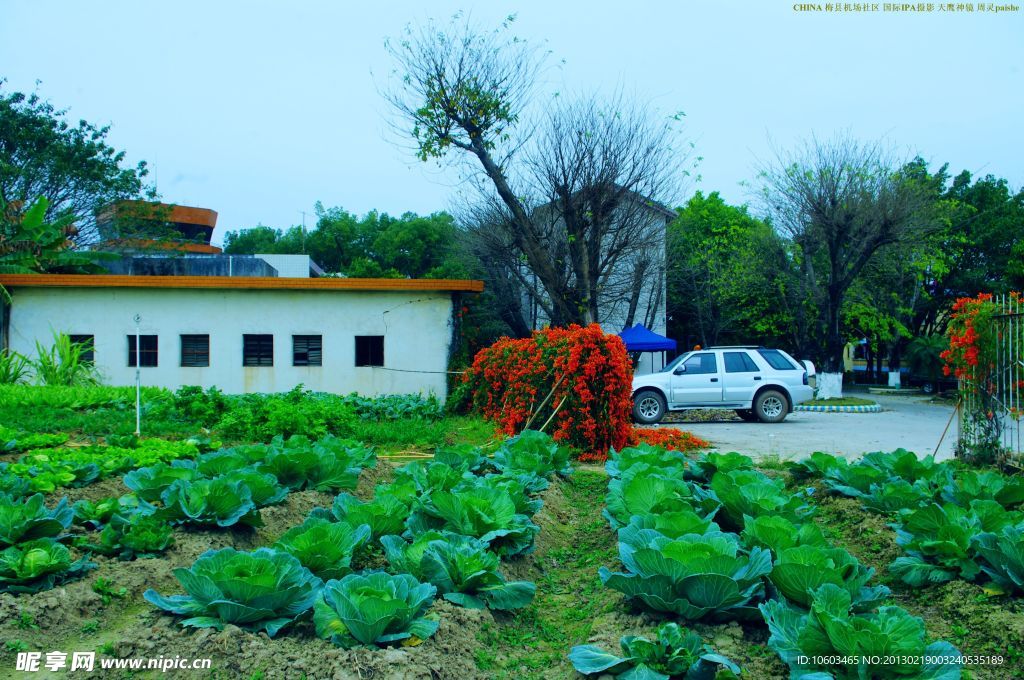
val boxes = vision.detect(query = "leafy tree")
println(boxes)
[666,191,795,348]
[0,86,151,243]
[385,18,682,327]
[759,136,936,379]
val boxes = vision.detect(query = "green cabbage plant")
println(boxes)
[942,469,1024,508]
[739,515,827,555]
[599,529,771,621]
[311,493,410,540]
[568,622,740,680]
[0,493,73,547]
[889,503,982,587]
[144,547,322,636]
[0,538,95,593]
[490,430,572,479]
[770,545,890,612]
[604,464,718,529]
[761,584,962,679]
[83,510,174,560]
[405,487,539,557]
[273,517,371,580]
[380,532,534,610]
[159,478,262,528]
[709,469,812,531]
[973,524,1024,595]
[123,462,199,502]
[313,572,438,648]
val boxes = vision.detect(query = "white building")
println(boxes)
[0,274,482,399]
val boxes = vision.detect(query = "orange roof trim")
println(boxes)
[0,274,484,293]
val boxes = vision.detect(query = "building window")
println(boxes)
[243,334,273,367]
[127,335,158,367]
[355,336,384,367]
[69,334,95,364]
[293,335,322,366]
[181,334,210,367]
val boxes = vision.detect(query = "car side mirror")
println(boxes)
[673,366,686,375]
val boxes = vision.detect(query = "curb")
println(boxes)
[794,404,882,413]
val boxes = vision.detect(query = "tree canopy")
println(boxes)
[0,86,151,243]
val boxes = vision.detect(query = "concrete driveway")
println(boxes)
[661,393,958,462]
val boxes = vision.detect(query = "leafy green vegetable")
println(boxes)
[973,525,1024,595]
[313,572,438,648]
[144,547,322,636]
[605,444,691,479]
[739,515,827,555]
[599,529,771,621]
[72,496,140,530]
[0,538,95,593]
[942,469,1024,509]
[709,469,812,531]
[568,622,740,680]
[490,429,572,479]
[274,518,371,580]
[0,493,73,548]
[688,451,755,482]
[622,508,721,541]
[380,532,534,610]
[889,503,982,587]
[0,469,31,499]
[406,487,539,557]
[604,464,718,530]
[770,545,890,612]
[311,493,409,540]
[457,474,543,517]
[861,479,935,514]
[760,584,962,679]
[84,511,174,560]
[123,462,199,502]
[221,469,289,507]
[159,478,262,528]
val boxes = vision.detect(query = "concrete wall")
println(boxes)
[8,287,453,399]
[254,254,313,278]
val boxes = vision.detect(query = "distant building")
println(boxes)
[1,201,482,399]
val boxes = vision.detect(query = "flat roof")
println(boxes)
[0,274,484,293]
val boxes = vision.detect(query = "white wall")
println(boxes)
[8,287,454,399]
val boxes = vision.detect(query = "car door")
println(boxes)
[669,351,724,405]
[722,351,763,404]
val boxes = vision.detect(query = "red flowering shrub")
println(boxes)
[459,324,633,454]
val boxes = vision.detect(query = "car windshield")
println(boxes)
[661,352,693,372]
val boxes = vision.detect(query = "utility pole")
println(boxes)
[300,211,307,254]
[134,314,141,436]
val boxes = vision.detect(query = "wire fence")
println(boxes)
[958,293,1023,468]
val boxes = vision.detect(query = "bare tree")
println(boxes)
[385,18,680,329]
[759,135,934,382]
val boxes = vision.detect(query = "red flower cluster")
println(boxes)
[461,324,634,454]
[941,293,997,381]
[627,427,710,452]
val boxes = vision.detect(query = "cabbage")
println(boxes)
[159,477,262,528]
[599,529,771,621]
[709,469,812,531]
[0,538,95,593]
[381,532,534,610]
[0,493,73,548]
[973,524,1024,595]
[274,517,371,580]
[313,572,438,648]
[770,545,890,612]
[761,584,962,679]
[311,493,410,540]
[568,622,739,680]
[405,486,539,557]
[603,464,719,530]
[490,429,572,480]
[144,547,322,636]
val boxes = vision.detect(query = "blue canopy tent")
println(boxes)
[618,324,677,373]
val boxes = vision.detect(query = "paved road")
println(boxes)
[662,393,958,462]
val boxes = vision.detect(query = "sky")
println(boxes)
[2,0,1022,245]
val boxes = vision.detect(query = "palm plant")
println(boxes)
[32,332,99,386]
[906,334,949,393]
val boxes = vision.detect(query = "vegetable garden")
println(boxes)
[1,335,1024,678]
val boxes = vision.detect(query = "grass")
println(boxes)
[475,470,620,679]
[802,396,877,406]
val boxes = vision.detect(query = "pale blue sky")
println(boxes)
[2,1,1021,244]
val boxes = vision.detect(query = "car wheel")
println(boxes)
[632,390,666,425]
[754,390,788,423]
[735,409,758,422]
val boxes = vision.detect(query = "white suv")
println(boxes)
[631,346,815,424]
